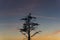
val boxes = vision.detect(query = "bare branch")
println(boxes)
[31,31,42,37]
[21,32,27,38]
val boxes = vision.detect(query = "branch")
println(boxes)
[31,31,42,37]
[21,32,27,38]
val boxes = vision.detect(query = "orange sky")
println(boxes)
[1,31,60,40]
[1,27,60,40]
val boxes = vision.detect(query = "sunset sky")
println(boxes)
[0,0,60,40]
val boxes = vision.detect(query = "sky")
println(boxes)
[0,0,60,40]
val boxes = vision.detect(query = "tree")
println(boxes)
[18,13,41,40]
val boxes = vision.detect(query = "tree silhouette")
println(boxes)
[18,13,42,40]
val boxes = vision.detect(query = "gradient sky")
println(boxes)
[0,0,60,40]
